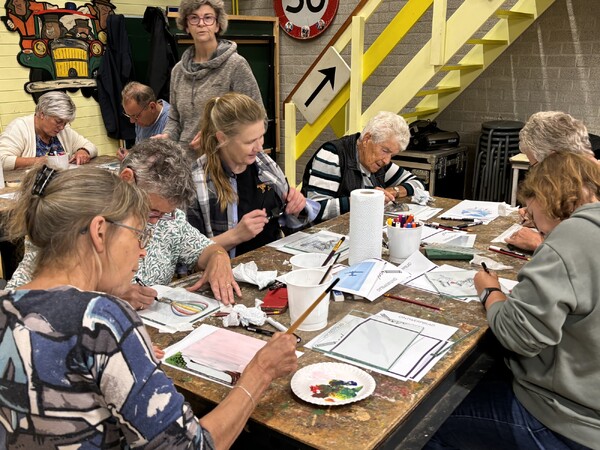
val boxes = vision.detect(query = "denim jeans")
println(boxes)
[424,367,590,450]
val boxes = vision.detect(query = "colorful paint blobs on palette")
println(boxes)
[291,362,376,406]
[309,379,363,402]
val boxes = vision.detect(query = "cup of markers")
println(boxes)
[386,214,423,263]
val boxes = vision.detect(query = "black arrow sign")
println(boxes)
[304,67,336,108]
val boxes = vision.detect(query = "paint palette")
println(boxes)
[291,362,376,406]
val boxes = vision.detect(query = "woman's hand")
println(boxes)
[152,345,165,360]
[250,333,298,380]
[119,283,157,311]
[506,227,543,252]
[474,269,501,293]
[235,209,269,242]
[284,187,307,216]
[70,149,91,165]
[187,249,240,305]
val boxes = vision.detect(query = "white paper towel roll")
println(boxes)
[349,189,384,265]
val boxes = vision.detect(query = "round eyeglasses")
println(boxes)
[106,219,153,249]
[187,14,216,26]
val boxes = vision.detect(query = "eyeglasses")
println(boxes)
[106,219,153,249]
[122,103,149,121]
[148,210,176,221]
[187,14,216,26]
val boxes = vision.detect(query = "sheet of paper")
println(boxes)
[269,230,349,261]
[491,223,523,243]
[405,203,444,221]
[406,264,518,302]
[439,200,502,224]
[421,226,476,247]
[335,258,387,300]
[138,285,220,333]
[306,310,458,382]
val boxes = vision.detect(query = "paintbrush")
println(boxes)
[322,236,346,266]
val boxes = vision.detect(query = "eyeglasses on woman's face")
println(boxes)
[106,219,153,249]
[187,14,216,26]
[148,210,176,221]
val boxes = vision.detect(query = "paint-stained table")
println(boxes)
[148,198,526,449]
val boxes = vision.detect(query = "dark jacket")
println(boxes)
[142,7,178,102]
[97,14,135,140]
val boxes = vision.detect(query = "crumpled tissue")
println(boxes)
[412,187,435,206]
[498,202,520,216]
[232,261,277,289]
[470,254,513,271]
[221,302,267,328]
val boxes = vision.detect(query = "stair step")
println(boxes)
[466,38,508,45]
[496,9,534,19]
[416,86,461,97]
[440,64,484,71]
[401,107,439,119]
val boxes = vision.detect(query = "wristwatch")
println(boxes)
[479,287,502,306]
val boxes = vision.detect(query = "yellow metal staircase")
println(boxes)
[284,0,556,185]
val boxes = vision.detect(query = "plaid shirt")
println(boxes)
[189,152,317,241]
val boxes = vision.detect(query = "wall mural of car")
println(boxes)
[18,9,104,93]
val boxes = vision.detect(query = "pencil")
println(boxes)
[481,262,490,274]
[488,245,531,261]
[286,278,340,335]
[383,293,444,312]
[322,236,346,266]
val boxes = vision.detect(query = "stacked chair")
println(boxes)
[472,120,524,202]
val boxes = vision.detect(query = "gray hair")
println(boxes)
[121,139,196,208]
[35,91,76,122]
[122,81,157,106]
[176,0,228,36]
[6,166,149,274]
[359,111,410,151]
[519,111,593,162]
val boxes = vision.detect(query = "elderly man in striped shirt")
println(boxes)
[301,111,423,223]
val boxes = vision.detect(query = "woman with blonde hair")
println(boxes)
[0,165,298,448]
[188,92,319,256]
[426,152,600,449]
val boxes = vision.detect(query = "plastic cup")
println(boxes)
[47,154,69,170]
[285,268,332,332]
[290,252,332,271]
[387,224,423,263]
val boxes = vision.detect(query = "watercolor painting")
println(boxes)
[284,231,348,255]
[425,270,478,297]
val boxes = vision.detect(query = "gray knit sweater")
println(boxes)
[164,39,262,153]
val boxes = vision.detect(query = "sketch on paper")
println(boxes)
[284,231,348,255]
[425,270,478,298]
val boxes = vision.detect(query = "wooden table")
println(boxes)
[0,156,119,279]
[148,198,525,449]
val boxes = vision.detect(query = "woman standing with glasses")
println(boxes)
[0,91,97,171]
[158,0,263,160]
[0,165,298,448]
[188,93,319,257]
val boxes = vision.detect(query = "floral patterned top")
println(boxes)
[7,209,213,288]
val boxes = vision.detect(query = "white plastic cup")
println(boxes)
[46,153,69,170]
[290,252,332,271]
[285,268,332,332]
[387,224,423,263]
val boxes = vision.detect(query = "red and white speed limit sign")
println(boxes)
[274,0,339,40]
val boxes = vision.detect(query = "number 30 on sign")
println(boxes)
[274,0,339,40]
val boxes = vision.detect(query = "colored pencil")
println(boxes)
[488,245,531,261]
[383,293,444,311]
